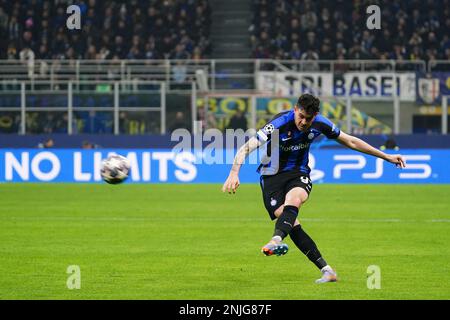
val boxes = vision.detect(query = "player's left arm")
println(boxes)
[336,131,406,168]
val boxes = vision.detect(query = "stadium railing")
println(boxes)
[442,95,449,134]
[429,60,450,72]
[0,59,428,93]
[1,79,403,136]
[258,59,426,73]
[1,59,446,135]
[0,80,166,135]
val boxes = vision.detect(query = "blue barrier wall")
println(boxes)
[1,149,448,183]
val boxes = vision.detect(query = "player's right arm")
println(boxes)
[223,113,285,194]
[222,136,262,194]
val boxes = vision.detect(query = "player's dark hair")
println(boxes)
[296,94,320,115]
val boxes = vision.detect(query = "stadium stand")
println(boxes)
[0,0,212,60]
[0,0,449,135]
[249,0,450,64]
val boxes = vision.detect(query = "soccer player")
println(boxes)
[222,93,406,283]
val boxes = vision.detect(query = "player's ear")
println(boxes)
[312,111,319,120]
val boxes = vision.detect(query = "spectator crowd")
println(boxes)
[1,0,448,64]
[1,0,449,135]
[250,0,450,64]
[0,0,212,61]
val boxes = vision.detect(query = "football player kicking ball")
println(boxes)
[222,94,406,283]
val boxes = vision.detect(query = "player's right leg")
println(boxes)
[271,186,338,282]
[261,187,308,256]
[261,237,289,256]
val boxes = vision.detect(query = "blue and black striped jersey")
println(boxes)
[256,110,340,176]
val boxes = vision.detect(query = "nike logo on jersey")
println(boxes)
[281,137,292,142]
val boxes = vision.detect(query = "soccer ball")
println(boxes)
[100,154,131,184]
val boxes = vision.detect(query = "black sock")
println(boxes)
[273,205,298,239]
[289,224,327,270]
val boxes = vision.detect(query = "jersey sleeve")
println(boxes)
[256,123,275,142]
[256,112,288,143]
[316,116,341,139]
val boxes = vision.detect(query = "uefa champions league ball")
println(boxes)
[100,155,131,184]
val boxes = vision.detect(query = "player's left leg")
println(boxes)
[289,223,337,283]
[271,188,337,283]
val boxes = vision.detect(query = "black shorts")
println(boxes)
[259,171,312,220]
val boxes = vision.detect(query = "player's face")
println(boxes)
[294,106,317,131]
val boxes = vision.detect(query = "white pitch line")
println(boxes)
[0,216,449,223]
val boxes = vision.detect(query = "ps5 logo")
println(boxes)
[333,155,431,179]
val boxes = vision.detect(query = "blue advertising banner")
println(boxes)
[0,149,448,184]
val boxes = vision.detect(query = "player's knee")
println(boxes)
[285,198,302,208]
[284,196,305,208]
[274,205,284,218]
[284,188,308,208]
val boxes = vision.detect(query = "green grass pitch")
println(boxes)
[0,183,449,300]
